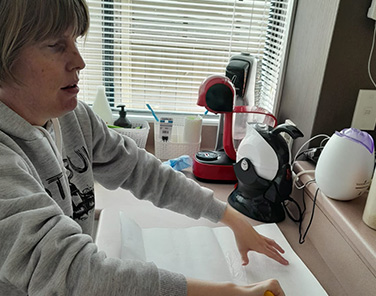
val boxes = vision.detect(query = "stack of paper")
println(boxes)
[120,212,327,295]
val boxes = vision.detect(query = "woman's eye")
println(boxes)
[48,43,65,51]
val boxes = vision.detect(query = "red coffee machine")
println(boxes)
[192,54,277,182]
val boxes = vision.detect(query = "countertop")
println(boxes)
[94,166,355,296]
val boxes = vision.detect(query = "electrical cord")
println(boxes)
[293,170,316,190]
[301,187,319,244]
[294,146,324,165]
[284,180,319,244]
[286,133,328,244]
[368,22,376,88]
[292,134,329,170]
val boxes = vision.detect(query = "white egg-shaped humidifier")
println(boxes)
[315,128,374,201]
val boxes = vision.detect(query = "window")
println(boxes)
[77,0,296,114]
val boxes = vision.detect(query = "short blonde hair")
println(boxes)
[0,0,90,84]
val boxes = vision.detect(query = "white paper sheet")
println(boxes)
[120,212,328,295]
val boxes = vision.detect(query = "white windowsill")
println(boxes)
[114,111,220,127]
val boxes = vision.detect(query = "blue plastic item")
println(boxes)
[163,155,193,171]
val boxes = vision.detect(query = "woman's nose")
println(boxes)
[67,47,86,72]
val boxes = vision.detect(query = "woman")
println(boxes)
[0,0,287,295]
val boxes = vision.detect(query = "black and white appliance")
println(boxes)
[228,122,303,223]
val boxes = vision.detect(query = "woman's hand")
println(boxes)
[186,205,288,296]
[220,205,289,266]
[187,278,285,296]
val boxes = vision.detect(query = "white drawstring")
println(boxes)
[51,118,63,156]
[35,118,65,172]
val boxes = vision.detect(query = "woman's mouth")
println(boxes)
[61,84,77,90]
[61,84,79,94]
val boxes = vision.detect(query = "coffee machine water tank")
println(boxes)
[315,128,374,201]
[226,53,258,149]
[226,52,258,107]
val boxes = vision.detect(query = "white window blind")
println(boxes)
[77,0,295,114]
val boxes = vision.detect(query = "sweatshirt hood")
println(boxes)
[0,101,45,141]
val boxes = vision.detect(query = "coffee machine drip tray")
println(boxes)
[192,150,237,183]
[195,151,219,161]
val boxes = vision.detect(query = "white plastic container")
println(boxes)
[92,86,114,125]
[315,128,374,201]
[154,116,201,160]
[110,120,150,149]
[183,116,202,143]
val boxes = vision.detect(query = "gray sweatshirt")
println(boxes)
[0,100,227,296]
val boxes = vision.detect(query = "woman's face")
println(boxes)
[0,29,85,126]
